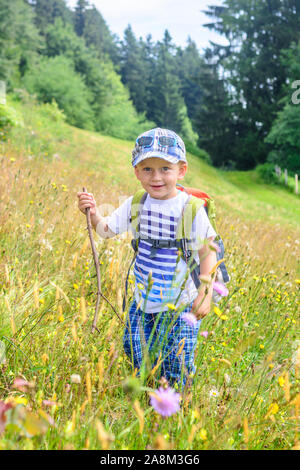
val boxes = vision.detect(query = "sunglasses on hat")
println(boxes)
[136,135,182,150]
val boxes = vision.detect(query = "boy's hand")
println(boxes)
[77,191,97,217]
[191,290,212,320]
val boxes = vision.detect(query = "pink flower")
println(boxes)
[213,281,229,297]
[182,312,198,328]
[200,331,209,338]
[150,387,181,417]
[42,400,57,407]
[12,377,34,392]
[0,401,13,435]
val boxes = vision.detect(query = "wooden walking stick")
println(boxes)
[83,187,124,333]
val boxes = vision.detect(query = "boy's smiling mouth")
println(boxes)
[150,184,165,192]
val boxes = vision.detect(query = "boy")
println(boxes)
[77,128,217,388]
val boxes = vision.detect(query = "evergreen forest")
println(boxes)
[1,0,300,172]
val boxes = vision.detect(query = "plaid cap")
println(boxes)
[132,128,186,167]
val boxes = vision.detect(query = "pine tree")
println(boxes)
[193,52,234,168]
[26,0,73,35]
[74,0,90,37]
[147,30,196,142]
[265,40,300,173]
[175,38,204,122]
[202,0,300,169]
[83,6,119,63]
[120,25,149,114]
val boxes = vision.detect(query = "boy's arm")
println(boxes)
[191,237,217,320]
[92,209,116,239]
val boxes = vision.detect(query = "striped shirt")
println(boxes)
[107,190,216,313]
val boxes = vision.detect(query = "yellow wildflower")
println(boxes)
[42,353,49,364]
[64,420,75,437]
[266,402,279,416]
[167,303,177,310]
[14,397,28,405]
[214,306,222,317]
[199,428,207,441]
[278,376,285,387]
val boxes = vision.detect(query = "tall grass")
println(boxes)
[0,98,299,450]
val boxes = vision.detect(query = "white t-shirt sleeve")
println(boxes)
[191,206,217,250]
[106,196,133,235]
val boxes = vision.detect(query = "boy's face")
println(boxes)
[134,157,187,200]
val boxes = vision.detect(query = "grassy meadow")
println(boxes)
[0,96,299,450]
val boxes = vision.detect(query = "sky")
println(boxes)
[66,0,228,52]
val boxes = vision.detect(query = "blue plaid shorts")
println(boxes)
[123,300,202,387]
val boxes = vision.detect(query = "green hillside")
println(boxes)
[4,95,300,230]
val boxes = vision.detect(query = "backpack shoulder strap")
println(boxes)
[130,189,147,237]
[205,197,218,235]
[176,195,205,241]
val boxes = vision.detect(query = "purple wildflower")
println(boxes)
[150,387,181,417]
[182,312,198,328]
[200,330,209,338]
[213,281,229,297]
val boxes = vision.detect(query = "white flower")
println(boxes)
[209,387,220,398]
[46,224,55,234]
[224,373,231,384]
[70,374,81,384]
[40,238,53,251]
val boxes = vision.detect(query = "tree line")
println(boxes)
[1,0,300,172]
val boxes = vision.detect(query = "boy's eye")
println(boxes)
[143,167,151,172]
[162,167,170,171]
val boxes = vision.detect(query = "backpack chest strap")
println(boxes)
[134,237,190,259]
